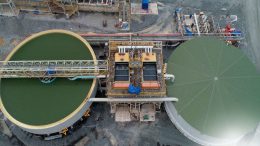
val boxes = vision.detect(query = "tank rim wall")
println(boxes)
[0,29,97,133]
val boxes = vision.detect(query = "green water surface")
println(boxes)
[1,33,94,125]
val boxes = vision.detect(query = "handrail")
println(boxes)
[0,60,108,78]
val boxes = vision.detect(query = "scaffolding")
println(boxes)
[77,0,119,12]
[48,0,79,18]
[13,0,50,14]
[0,0,18,16]
[0,0,131,22]
[118,0,131,31]
[0,0,121,17]
[0,0,80,18]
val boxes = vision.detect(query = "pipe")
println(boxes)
[89,97,179,102]
[79,33,182,37]
[194,13,201,36]
[69,75,106,80]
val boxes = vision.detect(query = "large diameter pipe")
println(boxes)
[89,97,178,102]
[194,13,201,36]
[79,33,182,37]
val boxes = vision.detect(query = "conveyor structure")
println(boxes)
[0,60,108,79]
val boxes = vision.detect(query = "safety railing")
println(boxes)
[0,60,108,78]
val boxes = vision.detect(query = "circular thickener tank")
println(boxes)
[0,30,97,135]
[165,37,260,146]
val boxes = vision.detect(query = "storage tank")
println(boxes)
[142,0,149,10]
[0,30,97,135]
[165,37,260,146]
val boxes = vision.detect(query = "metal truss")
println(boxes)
[0,60,108,78]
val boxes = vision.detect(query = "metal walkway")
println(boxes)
[80,33,244,42]
[0,60,107,78]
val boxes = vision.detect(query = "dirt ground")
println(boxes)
[0,37,4,46]
[76,103,201,146]
[0,0,258,146]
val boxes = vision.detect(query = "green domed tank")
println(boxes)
[165,37,260,146]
